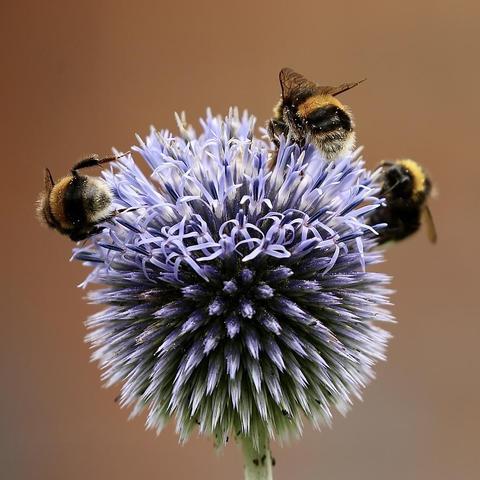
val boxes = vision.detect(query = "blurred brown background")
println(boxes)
[1,1,479,479]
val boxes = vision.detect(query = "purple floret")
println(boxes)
[74,109,393,447]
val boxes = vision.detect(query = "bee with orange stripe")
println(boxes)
[267,68,365,160]
[37,153,128,241]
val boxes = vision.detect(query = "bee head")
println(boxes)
[382,163,415,199]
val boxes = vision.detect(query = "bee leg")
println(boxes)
[267,120,280,148]
[111,206,144,217]
[69,230,92,242]
[116,207,140,213]
[100,206,145,225]
[71,151,131,174]
[267,119,289,148]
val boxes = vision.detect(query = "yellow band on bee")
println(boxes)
[49,177,72,228]
[397,159,426,195]
[297,95,344,118]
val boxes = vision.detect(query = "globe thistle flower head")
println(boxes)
[74,109,393,448]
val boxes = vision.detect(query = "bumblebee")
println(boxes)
[37,153,127,241]
[267,67,365,160]
[368,159,437,244]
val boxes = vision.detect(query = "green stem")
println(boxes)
[240,435,273,480]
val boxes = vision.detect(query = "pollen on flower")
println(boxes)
[74,109,393,447]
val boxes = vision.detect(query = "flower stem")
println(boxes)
[240,435,273,480]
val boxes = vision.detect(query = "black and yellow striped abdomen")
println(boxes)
[39,174,113,241]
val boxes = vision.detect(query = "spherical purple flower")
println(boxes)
[74,109,392,449]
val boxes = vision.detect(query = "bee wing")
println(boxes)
[422,204,438,243]
[324,78,367,97]
[279,67,318,101]
[44,168,55,194]
[279,68,366,103]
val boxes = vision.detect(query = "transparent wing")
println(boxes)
[422,205,438,243]
[278,67,317,100]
